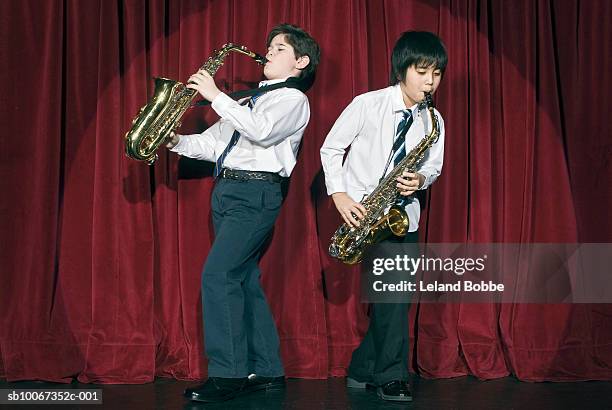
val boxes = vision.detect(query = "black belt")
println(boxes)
[219,168,284,183]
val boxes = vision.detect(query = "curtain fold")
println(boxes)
[1,0,611,383]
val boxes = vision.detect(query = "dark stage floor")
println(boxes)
[1,376,611,410]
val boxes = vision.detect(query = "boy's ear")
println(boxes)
[295,55,310,70]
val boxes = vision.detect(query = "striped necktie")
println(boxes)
[213,93,262,178]
[391,109,413,167]
[392,110,414,207]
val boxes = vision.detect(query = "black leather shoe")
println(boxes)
[376,380,412,402]
[241,374,286,394]
[189,377,247,403]
[183,383,203,397]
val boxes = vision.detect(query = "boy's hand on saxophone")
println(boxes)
[332,192,367,228]
[397,172,424,196]
[187,69,221,102]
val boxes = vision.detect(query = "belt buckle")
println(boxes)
[221,168,235,180]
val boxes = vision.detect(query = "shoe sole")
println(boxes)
[376,387,413,402]
[346,377,375,389]
[241,382,286,394]
[190,383,284,402]
[189,392,240,403]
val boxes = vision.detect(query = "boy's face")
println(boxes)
[399,64,442,107]
[264,34,309,80]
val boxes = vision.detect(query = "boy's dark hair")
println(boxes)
[390,31,448,85]
[267,23,320,91]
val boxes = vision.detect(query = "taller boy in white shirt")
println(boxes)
[167,24,320,403]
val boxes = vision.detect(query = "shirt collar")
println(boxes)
[259,77,289,87]
[391,84,419,116]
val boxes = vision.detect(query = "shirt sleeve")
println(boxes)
[169,120,221,162]
[320,96,367,195]
[210,90,309,148]
[416,111,445,190]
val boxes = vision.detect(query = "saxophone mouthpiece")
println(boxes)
[421,92,435,109]
[254,54,268,65]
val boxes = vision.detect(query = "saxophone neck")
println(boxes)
[200,43,267,76]
[422,92,440,144]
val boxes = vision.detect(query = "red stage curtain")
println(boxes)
[1,0,611,383]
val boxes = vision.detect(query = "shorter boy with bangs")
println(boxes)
[320,31,448,402]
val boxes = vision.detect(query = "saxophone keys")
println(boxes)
[146,154,158,166]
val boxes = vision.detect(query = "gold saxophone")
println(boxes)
[124,43,267,164]
[328,92,440,264]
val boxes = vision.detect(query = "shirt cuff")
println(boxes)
[325,176,347,196]
[417,171,431,190]
[169,135,185,153]
[169,133,198,155]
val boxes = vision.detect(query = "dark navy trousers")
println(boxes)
[202,178,284,378]
[347,231,419,385]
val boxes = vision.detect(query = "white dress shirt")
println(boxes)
[170,78,310,177]
[320,84,445,232]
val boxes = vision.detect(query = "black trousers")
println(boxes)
[202,178,284,378]
[347,230,418,385]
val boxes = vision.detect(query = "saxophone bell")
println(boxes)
[329,206,409,265]
[124,43,266,165]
